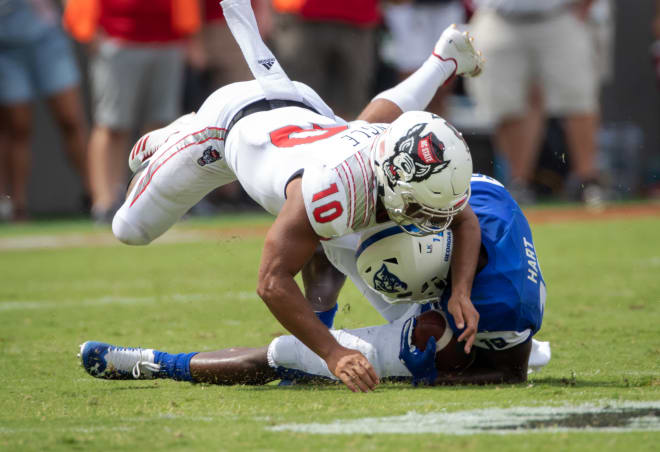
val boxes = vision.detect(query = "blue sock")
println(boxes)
[315,304,338,328]
[153,351,198,381]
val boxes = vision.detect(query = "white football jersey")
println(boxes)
[224,108,389,238]
[114,79,337,245]
[196,79,336,132]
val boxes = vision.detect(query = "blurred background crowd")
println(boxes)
[0,0,658,223]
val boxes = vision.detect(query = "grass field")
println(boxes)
[1,205,659,451]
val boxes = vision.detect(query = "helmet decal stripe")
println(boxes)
[355,225,403,259]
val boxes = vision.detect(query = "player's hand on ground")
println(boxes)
[327,347,379,393]
[447,292,479,354]
[399,316,438,386]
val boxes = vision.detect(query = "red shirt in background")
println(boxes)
[300,0,380,27]
[99,0,189,43]
[205,0,224,22]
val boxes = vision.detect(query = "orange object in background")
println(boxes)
[62,0,100,43]
[172,0,201,35]
[272,0,305,13]
[63,0,200,43]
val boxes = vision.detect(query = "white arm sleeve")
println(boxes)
[372,56,456,112]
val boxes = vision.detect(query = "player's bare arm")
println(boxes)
[258,178,379,392]
[356,98,404,124]
[433,341,532,386]
[302,246,346,312]
[447,205,481,353]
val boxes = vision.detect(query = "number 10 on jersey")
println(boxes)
[312,183,343,223]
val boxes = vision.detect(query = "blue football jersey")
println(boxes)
[439,174,546,339]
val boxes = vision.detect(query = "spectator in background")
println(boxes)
[0,0,89,222]
[63,0,202,223]
[184,0,273,214]
[381,0,465,116]
[654,0,660,86]
[467,0,604,208]
[271,0,380,120]
[201,0,274,89]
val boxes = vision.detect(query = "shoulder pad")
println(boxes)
[302,151,377,239]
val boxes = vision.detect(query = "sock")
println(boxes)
[153,351,198,381]
[372,55,456,112]
[315,304,338,328]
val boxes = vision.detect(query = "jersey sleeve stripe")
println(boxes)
[343,161,358,229]
[354,150,372,228]
[336,164,354,230]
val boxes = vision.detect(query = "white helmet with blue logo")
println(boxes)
[356,223,453,304]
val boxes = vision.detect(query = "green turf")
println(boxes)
[0,212,658,451]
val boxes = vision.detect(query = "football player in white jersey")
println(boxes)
[79,176,552,386]
[109,0,484,392]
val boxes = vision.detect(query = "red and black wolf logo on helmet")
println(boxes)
[382,122,450,189]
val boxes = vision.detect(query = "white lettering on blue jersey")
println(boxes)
[523,235,539,284]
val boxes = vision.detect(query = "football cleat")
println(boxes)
[128,112,196,173]
[79,341,161,379]
[432,24,484,78]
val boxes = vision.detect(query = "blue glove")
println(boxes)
[399,316,438,386]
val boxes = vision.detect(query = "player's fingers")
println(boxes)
[344,369,371,393]
[357,362,379,390]
[353,375,372,393]
[464,332,476,354]
[457,313,478,353]
[339,372,359,393]
[457,312,476,339]
[451,306,465,330]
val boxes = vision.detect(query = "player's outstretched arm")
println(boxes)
[447,205,481,353]
[433,341,532,385]
[357,24,484,124]
[257,178,379,392]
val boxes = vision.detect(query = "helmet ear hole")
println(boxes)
[356,224,453,304]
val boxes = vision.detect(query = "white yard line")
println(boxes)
[268,401,660,435]
[0,230,215,251]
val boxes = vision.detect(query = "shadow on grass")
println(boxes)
[99,374,650,392]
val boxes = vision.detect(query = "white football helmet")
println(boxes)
[356,224,453,304]
[371,111,472,236]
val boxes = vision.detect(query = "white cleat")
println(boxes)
[128,112,197,173]
[79,341,161,380]
[432,24,484,78]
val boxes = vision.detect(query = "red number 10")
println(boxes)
[312,183,343,223]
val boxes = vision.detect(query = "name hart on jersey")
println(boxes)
[523,236,539,284]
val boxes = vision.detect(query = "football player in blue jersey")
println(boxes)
[79,174,550,386]
[396,173,548,385]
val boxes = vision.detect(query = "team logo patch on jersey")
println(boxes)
[383,123,450,188]
[197,147,221,167]
[373,264,408,294]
